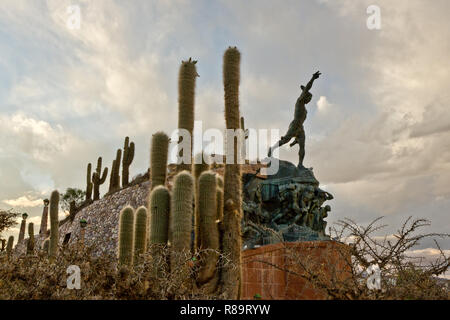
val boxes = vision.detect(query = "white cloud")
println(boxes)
[316,96,332,113]
[3,196,43,208]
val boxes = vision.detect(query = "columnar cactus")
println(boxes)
[6,236,13,259]
[133,206,147,265]
[170,171,194,271]
[85,163,93,203]
[118,206,134,266]
[122,136,135,187]
[92,157,108,200]
[193,152,210,251]
[18,213,27,243]
[39,199,49,235]
[42,238,50,254]
[49,191,60,261]
[177,58,198,172]
[109,149,122,192]
[197,171,220,287]
[221,46,243,299]
[150,132,170,189]
[149,186,170,245]
[27,222,35,255]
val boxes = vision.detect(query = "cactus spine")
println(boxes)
[122,136,135,187]
[49,190,60,261]
[118,206,134,266]
[197,171,220,287]
[92,157,108,200]
[150,132,170,189]
[27,222,35,255]
[85,163,93,203]
[221,46,243,299]
[177,58,198,173]
[193,152,210,251]
[109,149,122,192]
[149,186,170,245]
[170,171,194,271]
[6,236,13,259]
[133,206,147,265]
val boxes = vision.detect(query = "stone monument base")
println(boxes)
[241,241,351,300]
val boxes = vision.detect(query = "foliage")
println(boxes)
[60,188,85,213]
[0,209,20,238]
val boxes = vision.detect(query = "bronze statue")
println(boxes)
[268,71,321,168]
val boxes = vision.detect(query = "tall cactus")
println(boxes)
[221,46,243,299]
[85,163,93,203]
[170,171,194,272]
[39,199,49,235]
[133,206,147,265]
[109,149,122,192]
[49,190,60,261]
[27,222,35,255]
[149,186,170,245]
[122,137,135,187]
[197,171,220,287]
[92,157,108,201]
[118,206,134,266]
[193,152,210,251]
[18,213,27,243]
[150,132,170,189]
[177,58,198,173]
[6,236,14,259]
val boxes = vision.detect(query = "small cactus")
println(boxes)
[149,186,170,245]
[133,206,147,265]
[92,157,108,200]
[85,163,93,203]
[118,206,134,266]
[27,222,35,255]
[150,132,170,189]
[122,136,135,187]
[6,236,14,259]
[193,152,210,251]
[109,149,122,192]
[49,190,60,261]
[170,171,194,271]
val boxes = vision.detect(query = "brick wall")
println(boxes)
[241,241,351,300]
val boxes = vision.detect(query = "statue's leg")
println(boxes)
[268,123,296,157]
[297,126,306,168]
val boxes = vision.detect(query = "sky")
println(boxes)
[0,0,449,270]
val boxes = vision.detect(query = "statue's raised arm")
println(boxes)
[302,71,321,93]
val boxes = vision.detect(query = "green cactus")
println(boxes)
[85,163,93,203]
[133,206,147,265]
[49,190,60,261]
[149,186,170,245]
[42,238,50,254]
[27,222,35,255]
[118,206,134,266]
[6,236,14,259]
[170,171,194,271]
[221,46,243,299]
[177,58,198,173]
[109,149,122,192]
[122,136,135,187]
[197,171,219,286]
[216,186,224,223]
[151,132,170,189]
[193,152,210,251]
[92,157,108,201]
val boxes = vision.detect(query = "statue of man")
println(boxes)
[268,71,321,168]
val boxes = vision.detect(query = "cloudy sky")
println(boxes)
[0,0,449,270]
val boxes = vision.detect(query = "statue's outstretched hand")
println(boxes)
[313,71,321,79]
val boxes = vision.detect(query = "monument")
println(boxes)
[242,71,334,248]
